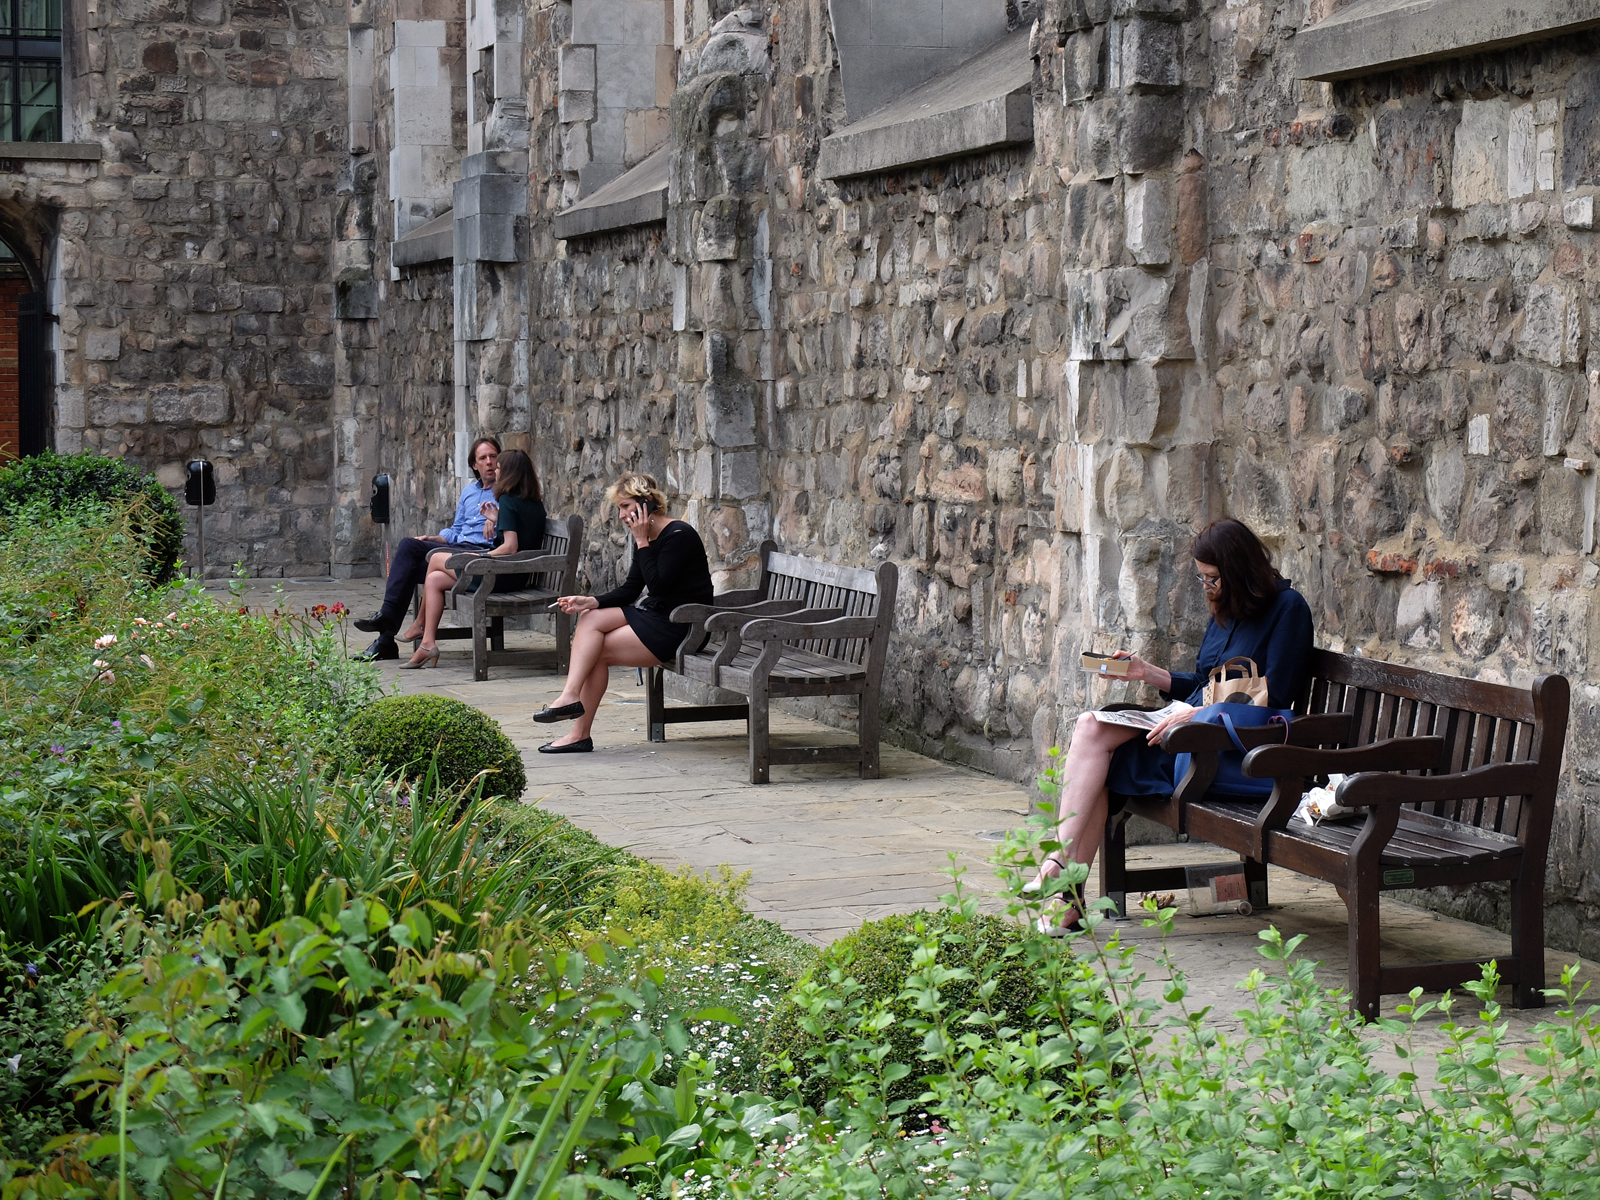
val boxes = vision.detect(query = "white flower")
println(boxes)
[97,670,115,683]
[93,634,117,649]
[165,613,177,621]
[92,659,108,670]
[140,654,156,669]
[132,617,148,626]
[4,1054,19,1073]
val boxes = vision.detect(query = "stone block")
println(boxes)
[705,380,756,447]
[1564,58,1600,190]
[559,90,596,123]
[87,392,147,425]
[455,213,518,263]
[1517,283,1581,366]
[1122,361,1180,445]
[559,43,595,92]
[149,383,229,424]
[695,195,740,261]
[720,450,761,498]
[1124,177,1171,265]
[1286,137,1380,225]
[1120,19,1180,91]
[1564,195,1596,229]
[1118,94,1181,173]
[84,329,121,360]
[1063,26,1103,102]
[1451,97,1509,207]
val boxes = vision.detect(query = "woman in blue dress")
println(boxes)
[1028,518,1315,932]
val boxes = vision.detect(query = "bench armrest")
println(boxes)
[703,599,810,633]
[1242,735,1445,779]
[1332,760,1541,810]
[738,614,879,642]
[458,552,568,577]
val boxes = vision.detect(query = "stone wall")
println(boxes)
[59,0,348,575]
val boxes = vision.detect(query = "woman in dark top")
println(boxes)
[533,473,714,753]
[1029,518,1315,932]
[400,449,546,669]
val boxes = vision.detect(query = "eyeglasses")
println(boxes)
[1196,573,1221,591]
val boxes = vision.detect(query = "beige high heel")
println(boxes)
[398,644,440,670]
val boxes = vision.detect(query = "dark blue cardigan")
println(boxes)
[1106,579,1316,800]
[1163,580,1315,709]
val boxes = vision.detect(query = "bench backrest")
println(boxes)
[756,550,898,666]
[533,514,582,593]
[1297,649,1569,845]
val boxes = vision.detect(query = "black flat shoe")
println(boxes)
[537,738,593,754]
[352,636,398,662]
[533,701,585,723]
[353,612,399,635]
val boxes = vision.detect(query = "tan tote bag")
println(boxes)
[1202,657,1269,706]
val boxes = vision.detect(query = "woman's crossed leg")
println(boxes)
[545,607,660,746]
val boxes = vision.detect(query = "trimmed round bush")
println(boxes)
[332,695,527,801]
[760,910,1061,1113]
[0,451,184,584]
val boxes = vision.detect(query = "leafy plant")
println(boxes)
[759,908,1058,1113]
[332,694,527,802]
[0,937,116,1163]
[0,452,183,584]
[12,892,666,1198]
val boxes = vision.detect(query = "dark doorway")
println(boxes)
[16,287,47,456]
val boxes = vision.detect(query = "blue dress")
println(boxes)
[1104,580,1315,804]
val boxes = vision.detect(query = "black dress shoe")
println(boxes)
[353,612,399,635]
[537,738,593,754]
[352,636,399,662]
[533,701,585,723]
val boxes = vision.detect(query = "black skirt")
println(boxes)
[622,605,688,663]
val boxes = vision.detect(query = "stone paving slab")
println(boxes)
[237,577,1600,1076]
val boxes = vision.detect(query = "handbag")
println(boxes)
[1202,656,1270,707]
[1173,701,1293,798]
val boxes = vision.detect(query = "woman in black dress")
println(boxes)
[1027,518,1314,932]
[400,449,546,669]
[534,473,714,753]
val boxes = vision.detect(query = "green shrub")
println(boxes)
[760,910,1053,1113]
[0,451,184,584]
[0,936,115,1162]
[332,693,527,801]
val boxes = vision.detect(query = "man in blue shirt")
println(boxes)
[353,436,500,660]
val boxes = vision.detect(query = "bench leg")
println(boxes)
[1100,811,1130,917]
[647,666,666,743]
[1242,856,1269,911]
[748,688,771,784]
[1510,862,1547,1009]
[473,609,490,682]
[858,688,881,779]
[1347,878,1382,1022]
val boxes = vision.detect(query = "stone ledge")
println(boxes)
[817,25,1034,181]
[1296,0,1600,81]
[0,142,101,163]
[391,209,452,267]
[553,145,669,241]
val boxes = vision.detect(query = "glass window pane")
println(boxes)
[0,64,14,143]
[19,61,57,142]
[19,0,59,38]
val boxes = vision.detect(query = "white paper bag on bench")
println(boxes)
[1293,774,1360,825]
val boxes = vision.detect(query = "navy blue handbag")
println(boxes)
[1173,701,1293,798]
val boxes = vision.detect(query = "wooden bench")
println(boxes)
[429,515,583,681]
[644,542,898,784]
[1101,649,1570,1020]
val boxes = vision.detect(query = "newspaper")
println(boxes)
[1090,701,1190,731]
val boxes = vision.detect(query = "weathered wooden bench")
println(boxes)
[428,514,583,680]
[1101,649,1570,1020]
[644,542,898,784]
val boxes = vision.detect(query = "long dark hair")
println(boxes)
[1192,519,1280,624]
[493,449,541,502]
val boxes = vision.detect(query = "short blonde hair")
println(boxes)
[604,472,669,515]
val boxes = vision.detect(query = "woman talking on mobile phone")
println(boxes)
[532,473,714,754]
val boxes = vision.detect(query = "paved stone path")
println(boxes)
[243,577,1600,1072]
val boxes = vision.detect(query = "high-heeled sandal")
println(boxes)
[398,644,440,670]
[1022,851,1071,895]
